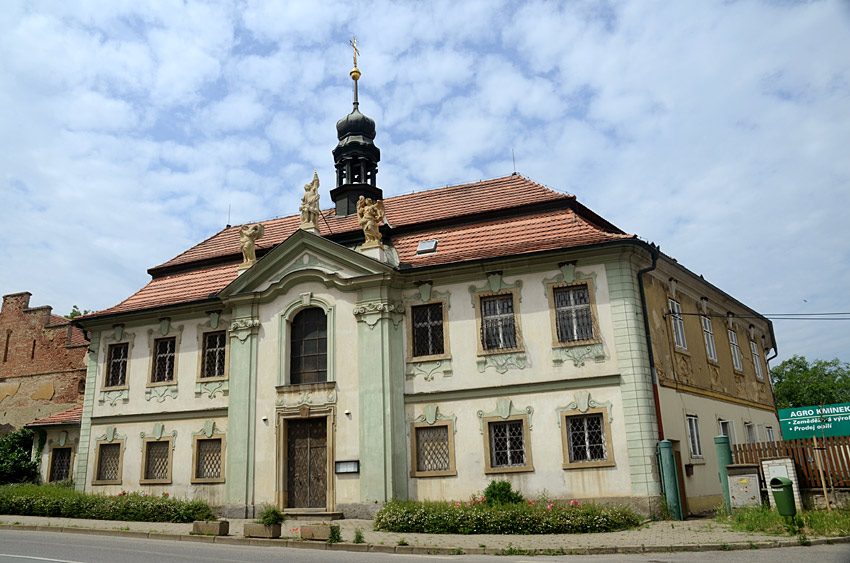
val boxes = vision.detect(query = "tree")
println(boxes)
[0,428,39,484]
[64,305,93,319]
[771,355,850,409]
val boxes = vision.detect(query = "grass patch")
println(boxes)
[0,484,213,523]
[719,504,850,537]
[374,498,641,535]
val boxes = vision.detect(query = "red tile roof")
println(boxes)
[26,405,83,427]
[81,175,634,319]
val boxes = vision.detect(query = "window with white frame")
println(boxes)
[745,422,757,443]
[686,414,702,457]
[701,316,717,362]
[766,426,775,442]
[750,340,764,379]
[669,299,687,350]
[553,285,594,342]
[481,295,518,351]
[718,419,735,444]
[729,330,743,371]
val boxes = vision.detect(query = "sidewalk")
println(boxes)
[2,514,849,555]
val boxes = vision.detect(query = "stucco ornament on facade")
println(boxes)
[275,388,337,408]
[552,343,606,367]
[196,380,228,398]
[477,398,534,433]
[140,422,177,448]
[468,272,523,305]
[409,404,457,433]
[541,262,598,294]
[556,390,614,424]
[99,389,128,406]
[145,385,178,402]
[476,352,528,374]
[193,420,222,438]
[238,223,265,269]
[353,300,404,329]
[230,318,260,342]
[405,360,452,381]
[96,425,126,444]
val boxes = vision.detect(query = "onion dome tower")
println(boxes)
[330,37,382,216]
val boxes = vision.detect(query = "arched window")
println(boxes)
[290,308,327,384]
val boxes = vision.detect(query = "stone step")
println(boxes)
[284,510,344,521]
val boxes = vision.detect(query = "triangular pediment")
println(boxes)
[218,229,393,298]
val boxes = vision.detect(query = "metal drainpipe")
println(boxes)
[637,244,663,440]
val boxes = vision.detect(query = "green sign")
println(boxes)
[778,402,850,439]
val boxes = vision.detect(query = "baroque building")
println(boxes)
[69,60,778,518]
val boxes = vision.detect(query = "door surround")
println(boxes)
[275,403,336,511]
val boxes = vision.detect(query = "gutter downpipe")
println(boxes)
[637,243,663,440]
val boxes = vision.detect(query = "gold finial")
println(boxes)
[349,36,361,81]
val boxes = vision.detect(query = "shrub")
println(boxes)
[0,429,39,485]
[353,527,364,543]
[0,485,214,523]
[374,498,641,535]
[256,504,285,526]
[327,524,341,544]
[483,480,524,505]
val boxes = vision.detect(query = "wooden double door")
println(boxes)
[286,418,328,508]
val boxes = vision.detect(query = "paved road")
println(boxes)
[2,531,849,563]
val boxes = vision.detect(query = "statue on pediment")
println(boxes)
[300,170,320,231]
[357,195,385,249]
[239,223,265,269]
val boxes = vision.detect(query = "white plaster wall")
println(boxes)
[404,264,620,395]
[659,386,780,502]
[36,427,80,483]
[86,417,228,505]
[406,386,631,502]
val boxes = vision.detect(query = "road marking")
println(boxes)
[0,555,86,563]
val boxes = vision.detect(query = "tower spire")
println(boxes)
[350,36,361,110]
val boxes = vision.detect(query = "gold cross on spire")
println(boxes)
[350,36,360,68]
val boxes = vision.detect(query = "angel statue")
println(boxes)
[239,223,265,268]
[299,170,320,230]
[357,195,385,249]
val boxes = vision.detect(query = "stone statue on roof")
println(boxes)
[299,170,320,232]
[239,223,265,270]
[357,195,385,249]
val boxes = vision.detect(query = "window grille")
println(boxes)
[415,426,450,472]
[49,447,72,482]
[481,295,517,350]
[106,343,128,387]
[669,299,687,349]
[686,415,702,457]
[202,331,227,378]
[412,304,444,357]
[144,441,170,480]
[567,414,607,462]
[488,420,525,467]
[729,330,742,371]
[554,285,594,342]
[750,340,764,379]
[195,438,222,479]
[290,308,327,384]
[152,338,175,382]
[96,443,121,481]
[701,316,717,362]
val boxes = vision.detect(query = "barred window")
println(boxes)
[669,299,687,350]
[702,316,717,362]
[143,440,171,482]
[488,420,526,468]
[106,343,128,387]
[96,443,121,482]
[202,331,227,378]
[415,426,450,472]
[554,285,594,342]
[152,337,176,383]
[411,304,444,357]
[729,330,743,371]
[481,295,517,350]
[195,438,223,480]
[567,414,607,463]
[49,447,72,482]
[290,308,327,385]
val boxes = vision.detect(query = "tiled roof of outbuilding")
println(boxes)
[25,405,83,427]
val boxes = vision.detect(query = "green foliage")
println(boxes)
[353,527,364,543]
[327,524,341,544]
[374,498,641,535]
[0,429,39,485]
[771,355,850,409]
[482,480,524,505]
[64,305,93,319]
[0,484,213,523]
[256,504,285,526]
[723,505,850,537]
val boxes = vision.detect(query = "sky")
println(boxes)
[1,0,848,367]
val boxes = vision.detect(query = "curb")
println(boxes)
[1,524,849,555]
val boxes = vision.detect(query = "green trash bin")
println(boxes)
[770,477,796,517]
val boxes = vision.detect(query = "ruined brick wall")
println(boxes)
[0,292,87,434]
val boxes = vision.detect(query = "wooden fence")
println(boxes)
[733,436,850,488]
